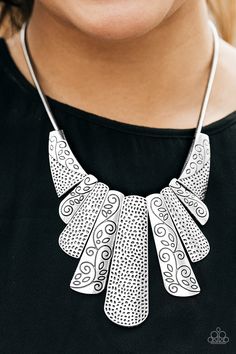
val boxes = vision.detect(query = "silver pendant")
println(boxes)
[48,129,211,327]
[47,129,211,327]
[70,190,124,294]
[104,195,149,327]
[59,174,97,224]
[161,187,210,263]
[59,182,109,258]
[169,178,209,225]
[147,194,200,297]
[49,130,87,197]
[179,133,210,201]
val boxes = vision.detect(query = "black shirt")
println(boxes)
[0,37,235,354]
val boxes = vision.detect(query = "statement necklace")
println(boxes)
[20,21,219,327]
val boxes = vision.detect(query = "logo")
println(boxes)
[207,327,229,345]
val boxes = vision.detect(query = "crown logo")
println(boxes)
[207,327,229,345]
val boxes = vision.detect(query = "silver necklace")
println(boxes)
[20,21,219,327]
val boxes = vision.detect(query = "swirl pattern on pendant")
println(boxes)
[59,174,98,224]
[48,130,87,197]
[147,193,200,296]
[179,162,210,201]
[180,133,210,178]
[49,130,86,174]
[169,178,209,225]
[58,182,109,258]
[161,187,210,263]
[179,133,210,201]
[104,195,149,327]
[70,190,124,294]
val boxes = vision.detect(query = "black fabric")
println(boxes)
[0,37,235,354]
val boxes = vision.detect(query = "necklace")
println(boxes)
[20,21,219,327]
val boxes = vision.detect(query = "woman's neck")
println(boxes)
[8,0,235,128]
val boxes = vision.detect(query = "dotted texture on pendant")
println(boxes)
[58,183,109,258]
[104,195,149,327]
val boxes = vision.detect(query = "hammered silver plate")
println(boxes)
[49,130,87,197]
[179,133,210,201]
[161,187,210,263]
[59,182,109,258]
[169,178,209,225]
[104,195,149,327]
[147,193,200,297]
[59,174,98,224]
[70,190,124,294]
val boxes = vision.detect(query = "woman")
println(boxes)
[0,0,235,353]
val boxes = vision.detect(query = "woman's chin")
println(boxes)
[77,20,156,42]
[68,1,170,41]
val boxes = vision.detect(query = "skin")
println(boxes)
[5,0,236,128]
